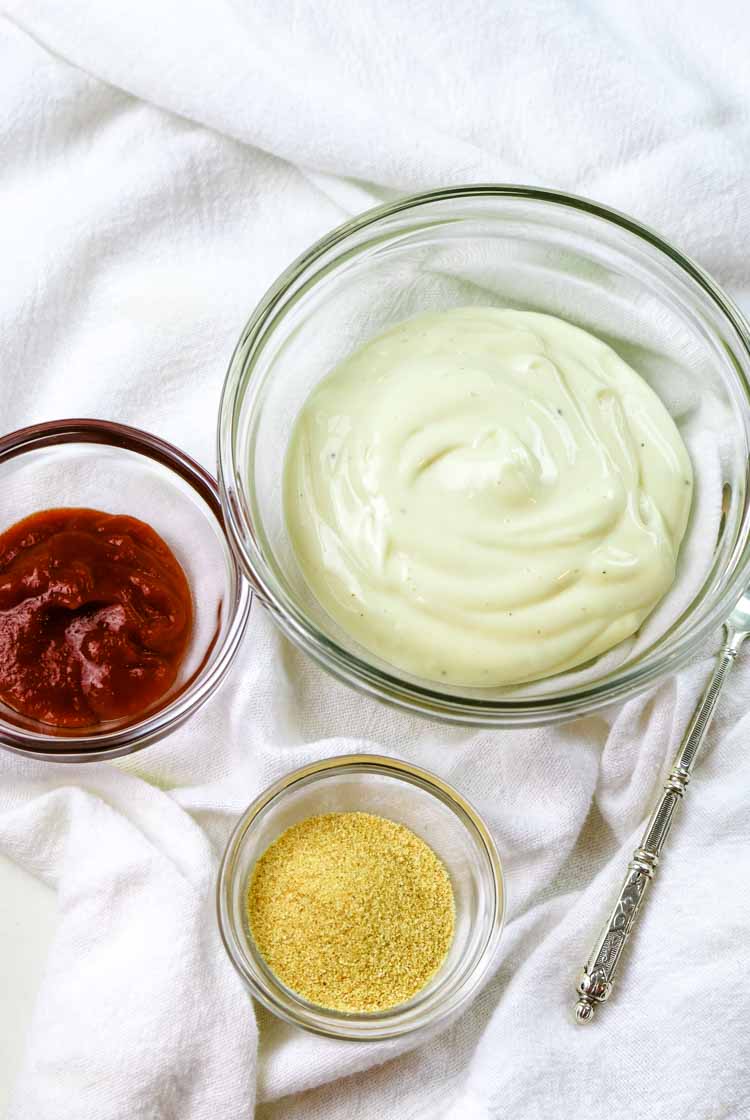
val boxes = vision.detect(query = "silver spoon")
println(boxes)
[574,590,750,1023]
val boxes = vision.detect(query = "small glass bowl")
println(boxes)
[219,185,750,726]
[217,754,504,1041]
[0,419,252,762]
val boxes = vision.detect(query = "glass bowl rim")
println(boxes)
[218,183,750,725]
[0,417,253,762]
[216,752,506,1040]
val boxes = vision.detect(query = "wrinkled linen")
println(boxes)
[1,3,750,1118]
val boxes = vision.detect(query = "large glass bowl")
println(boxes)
[0,419,252,761]
[218,186,750,726]
[217,754,504,1040]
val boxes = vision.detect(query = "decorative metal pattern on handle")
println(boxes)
[574,640,740,1024]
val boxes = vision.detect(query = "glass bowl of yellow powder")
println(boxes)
[217,754,504,1040]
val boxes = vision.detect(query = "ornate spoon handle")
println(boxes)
[574,632,744,1024]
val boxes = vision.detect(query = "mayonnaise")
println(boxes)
[284,308,693,687]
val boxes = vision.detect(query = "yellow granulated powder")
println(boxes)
[247,811,455,1013]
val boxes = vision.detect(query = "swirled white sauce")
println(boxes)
[284,308,693,687]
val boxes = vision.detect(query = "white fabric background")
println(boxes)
[1,2,750,1118]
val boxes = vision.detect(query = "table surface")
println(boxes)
[0,855,57,1118]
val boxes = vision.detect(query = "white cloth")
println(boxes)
[1,2,750,1118]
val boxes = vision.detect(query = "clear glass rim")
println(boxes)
[0,418,253,762]
[216,753,505,1040]
[218,184,750,725]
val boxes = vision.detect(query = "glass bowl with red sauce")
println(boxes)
[0,420,252,762]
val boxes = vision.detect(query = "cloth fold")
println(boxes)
[1,2,750,1118]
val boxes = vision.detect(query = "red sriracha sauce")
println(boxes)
[0,508,193,729]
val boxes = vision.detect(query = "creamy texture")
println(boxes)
[284,308,693,687]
